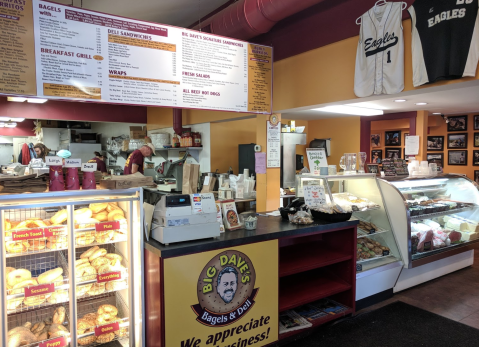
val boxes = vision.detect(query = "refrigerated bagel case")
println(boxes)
[0,188,144,347]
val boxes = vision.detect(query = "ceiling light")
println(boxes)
[312,105,383,116]
[0,123,6,127]
[0,117,10,122]
[27,98,48,104]
[7,97,26,102]
[12,118,24,122]
[5,122,17,128]
[415,102,428,105]
[433,113,441,115]
[394,99,406,102]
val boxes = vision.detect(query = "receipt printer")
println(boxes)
[151,193,220,245]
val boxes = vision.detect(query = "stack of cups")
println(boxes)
[65,168,80,190]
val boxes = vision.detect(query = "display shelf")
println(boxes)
[352,206,381,212]
[410,205,475,220]
[76,293,129,346]
[357,254,395,265]
[357,227,389,238]
[279,243,352,277]
[279,270,351,312]
[411,239,479,261]
[278,307,354,340]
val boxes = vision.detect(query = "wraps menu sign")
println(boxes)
[0,0,272,114]
[164,241,278,346]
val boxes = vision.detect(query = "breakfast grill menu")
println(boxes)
[0,0,272,114]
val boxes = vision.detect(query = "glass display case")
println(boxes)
[0,188,144,347]
[377,174,479,269]
[296,173,403,273]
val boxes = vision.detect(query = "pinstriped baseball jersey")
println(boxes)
[409,0,479,87]
[354,2,405,97]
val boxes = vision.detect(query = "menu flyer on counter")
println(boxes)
[0,0,272,114]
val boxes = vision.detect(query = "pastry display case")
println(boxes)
[295,174,402,273]
[0,188,144,347]
[378,174,479,269]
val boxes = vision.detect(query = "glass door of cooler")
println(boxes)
[0,189,144,347]
[296,174,403,273]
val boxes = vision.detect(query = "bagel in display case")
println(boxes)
[0,189,144,347]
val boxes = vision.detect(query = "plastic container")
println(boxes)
[239,211,256,225]
[192,132,202,147]
[244,217,257,230]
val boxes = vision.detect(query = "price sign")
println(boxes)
[82,163,97,172]
[368,228,376,235]
[65,158,82,167]
[382,250,390,256]
[95,322,119,336]
[97,271,122,283]
[12,229,43,241]
[43,226,67,237]
[45,156,62,166]
[39,336,67,347]
[303,185,326,207]
[95,221,120,232]
[24,283,55,298]
[306,148,328,175]
[356,264,363,272]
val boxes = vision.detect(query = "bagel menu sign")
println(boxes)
[12,226,66,240]
[164,241,278,347]
[38,336,66,347]
[0,0,272,114]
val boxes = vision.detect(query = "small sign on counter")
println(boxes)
[82,162,97,172]
[65,158,82,167]
[306,148,328,175]
[303,185,327,207]
[45,156,62,166]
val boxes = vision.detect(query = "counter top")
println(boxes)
[144,215,359,258]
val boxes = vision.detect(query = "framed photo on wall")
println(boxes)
[447,115,467,131]
[367,164,379,174]
[474,133,479,147]
[427,153,444,168]
[447,133,468,149]
[385,131,401,146]
[371,149,382,163]
[473,151,479,166]
[371,134,381,147]
[448,150,467,165]
[475,170,479,185]
[474,116,479,130]
[385,148,401,159]
[427,136,444,151]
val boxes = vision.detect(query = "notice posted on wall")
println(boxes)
[0,0,273,114]
[267,121,281,168]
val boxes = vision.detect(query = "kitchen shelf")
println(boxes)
[279,270,351,312]
[410,205,475,220]
[155,147,202,162]
[279,243,352,277]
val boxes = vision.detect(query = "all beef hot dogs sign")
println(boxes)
[164,241,278,347]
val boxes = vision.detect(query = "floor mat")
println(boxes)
[281,301,479,347]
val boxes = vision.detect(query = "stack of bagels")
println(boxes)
[77,303,126,345]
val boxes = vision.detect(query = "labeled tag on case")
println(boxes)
[97,271,122,283]
[38,336,67,347]
[95,322,119,336]
[356,264,363,272]
[12,229,43,241]
[95,221,120,232]
[382,250,390,256]
[24,283,55,298]
[43,226,66,237]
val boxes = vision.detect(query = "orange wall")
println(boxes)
[370,118,410,161]
[307,117,361,169]
[273,19,479,111]
[428,113,479,181]
[210,118,257,174]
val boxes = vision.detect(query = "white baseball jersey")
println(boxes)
[409,0,479,87]
[354,2,404,97]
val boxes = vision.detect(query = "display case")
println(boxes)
[296,174,402,273]
[378,174,479,269]
[0,188,144,347]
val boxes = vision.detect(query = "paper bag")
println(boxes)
[182,163,199,194]
[201,176,216,193]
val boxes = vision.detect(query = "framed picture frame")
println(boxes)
[447,115,467,131]
[385,131,401,146]
[370,134,381,148]
[385,148,401,159]
[447,133,468,149]
[473,151,479,166]
[371,149,382,164]
[427,136,444,151]
[403,148,415,160]
[366,164,379,174]
[474,133,479,147]
[475,170,479,185]
[474,115,479,130]
[427,153,444,168]
[448,150,467,165]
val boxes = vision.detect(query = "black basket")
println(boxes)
[311,210,352,222]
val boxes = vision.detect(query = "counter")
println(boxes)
[145,216,359,347]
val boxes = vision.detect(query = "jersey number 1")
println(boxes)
[387,51,391,63]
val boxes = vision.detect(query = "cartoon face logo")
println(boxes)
[192,250,258,327]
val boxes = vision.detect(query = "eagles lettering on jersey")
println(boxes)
[408,0,479,87]
[364,32,399,56]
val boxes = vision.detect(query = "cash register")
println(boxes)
[151,193,220,245]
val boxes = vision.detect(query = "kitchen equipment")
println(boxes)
[151,193,220,244]
[281,133,307,188]
[200,172,215,191]
[340,153,357,175]
[154,152,188,192]
[310,138,331,157]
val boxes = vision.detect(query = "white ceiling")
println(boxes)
[53,0,229,27]
[281,80,479,120]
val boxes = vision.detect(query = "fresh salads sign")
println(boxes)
[164,241,278,347]
[306,148,328,175]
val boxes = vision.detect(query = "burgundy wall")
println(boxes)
[0,98,147,124]
[0,119,35,136]
[252,0,414,61]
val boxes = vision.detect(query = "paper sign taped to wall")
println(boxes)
[405,135,420,155]
[255,152,267,174]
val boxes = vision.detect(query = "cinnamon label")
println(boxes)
[43,226,66,237]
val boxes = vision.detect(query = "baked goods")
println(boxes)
[76,232,95,245]
[106,280,127,291]
[26,239,46,251]
[105,253,123,264]
[47,289,69,304]
[91,256,109,269]
[75,218,100,229]
[53,306,66,324]
[7,269,32,287]
[98,304,118,318]
[80,246,99,259]
[76,258,90,266]
[5,241,28,253]
[106,202,120,212]
[50,209,68,225]
[14,219,48,230]
[23,294,47,306]
[87,283,106,295]
[108,209,124,221]
[38,267,63,284]
[92,211,108,221]
[76,284,93,297]
[89,202,108,213]
[96,332,115,343]
[7,329,36,347]
[89,248,107,262]
[74,208,93,222]
[95,230,114,243]
[46,239,68,249]
[114,318,128,337]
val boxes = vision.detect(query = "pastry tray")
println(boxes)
[410,205,475,220]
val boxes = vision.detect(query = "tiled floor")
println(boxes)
[359,248,479,328]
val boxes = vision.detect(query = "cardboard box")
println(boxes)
[130,126,147,139]
[41,120,58,128]
[100,173,154,189]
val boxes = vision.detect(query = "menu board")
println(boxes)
[0,0,273,114]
